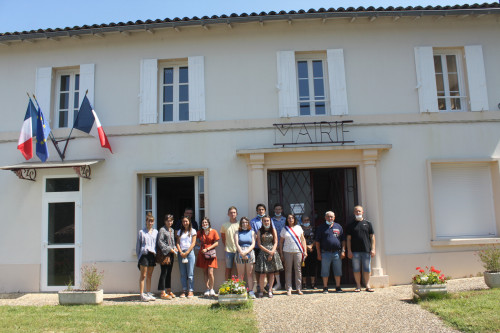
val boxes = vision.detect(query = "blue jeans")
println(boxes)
[225,251,236,269]
[321,251,342,277]
[178,251,195,291]
[351,252,371,273]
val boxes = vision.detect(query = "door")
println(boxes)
[41,177,82,291]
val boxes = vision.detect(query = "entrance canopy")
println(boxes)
[0,159,103,181]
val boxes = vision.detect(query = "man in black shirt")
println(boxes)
[346,205,376,292]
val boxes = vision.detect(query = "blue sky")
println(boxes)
[0,0,476,33]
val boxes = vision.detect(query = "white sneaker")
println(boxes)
[209,289,216,296]
[248,291,256,299]
[140,293,150,302]
[147,292,156,301]
[204,289,210,297]
[273,282,281,291]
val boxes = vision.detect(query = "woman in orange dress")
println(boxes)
[196,217,219,297]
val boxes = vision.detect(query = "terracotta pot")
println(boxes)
[218,292,247,305]
[483,271,500,288]
[412,283,447,297]
[58,289,104,305]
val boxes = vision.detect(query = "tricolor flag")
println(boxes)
[17,98,38,160]
[73,96,112,153]
[35,103,51,162]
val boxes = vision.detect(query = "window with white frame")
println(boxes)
[414,45,489,113]
[55,70,80,128]
[429,162,498,240]
[140,56,205,124]
[277,49,348,117]
[160,61,189,122]
[35,64,95,128]
[296,53,328,116]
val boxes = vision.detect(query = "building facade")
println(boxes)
[1,4,499,292]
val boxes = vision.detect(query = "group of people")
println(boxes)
[135,204,376,301]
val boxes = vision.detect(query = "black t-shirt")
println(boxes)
[346,219,374,253]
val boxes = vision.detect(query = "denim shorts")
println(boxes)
[225,251,236,269]
[351,252,371,273]
[320,251,342,277]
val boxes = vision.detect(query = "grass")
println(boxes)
[0,302,258,333]
[418,288,500,333]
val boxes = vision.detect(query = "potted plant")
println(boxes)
[218,276,248,305]
[476,245,500,288]
[58,264,104,305]
[412,265,448,297]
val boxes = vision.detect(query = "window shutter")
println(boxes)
[414,47,438,113]
[276,51,298,117]
[188,56,206,121]
[139,59,158,124]
[465,45,489,112]
[327,49,348,115]
[79,64,95,106]
[35,67,53,123]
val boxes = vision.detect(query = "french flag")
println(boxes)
[17,99,37,160]
[73,95,112,153]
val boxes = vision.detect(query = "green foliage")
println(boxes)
[0,304,258,333]
[80,264,104,291]
[218,276,247,295]
[476,245,500,272]
[65,279,73,291]
[412,266,447,285]
[420,288,500,333]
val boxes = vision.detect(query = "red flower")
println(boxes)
[435,270,441,274]
[419,269,425,273]
[416,267,421,270]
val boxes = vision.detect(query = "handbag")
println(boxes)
[204,249,216,260]
[156,252,172,265]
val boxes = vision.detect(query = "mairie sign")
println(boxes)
[273,121,354,147]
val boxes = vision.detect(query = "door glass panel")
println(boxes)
[47,248,74,286]
[46,178,79,192]
[48,202,75,244]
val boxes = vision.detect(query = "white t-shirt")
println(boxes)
[280,225,304,253]
[177,228,197,251]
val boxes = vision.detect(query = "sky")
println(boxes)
[0,0,481,33]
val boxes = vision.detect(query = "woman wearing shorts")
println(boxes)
[136,212,158,302]
[234,217,256,299]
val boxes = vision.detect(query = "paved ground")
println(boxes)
[0,277,488,332]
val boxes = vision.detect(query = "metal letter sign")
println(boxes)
[273,121,354,147]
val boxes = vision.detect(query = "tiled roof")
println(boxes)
[1,2,499,42]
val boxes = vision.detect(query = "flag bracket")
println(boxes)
[12,168,36,181]
[0,159,103,181]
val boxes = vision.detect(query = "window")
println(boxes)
[414,46,489,113]
[35,64,95,127]
[428,161,498,242]
[55,70,80,128]
[296,54,328,116]
[139,56,205,124]
[277,49,348,117]
[160,62,189,122]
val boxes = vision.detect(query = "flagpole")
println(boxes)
[61,89,88,159]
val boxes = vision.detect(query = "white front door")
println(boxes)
[41,177,82,291]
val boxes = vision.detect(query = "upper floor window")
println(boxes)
[296,53,328,116]
[140,56,205,124]
[277,49,348,117]
[160,62,189,122]
[35,64,95,128]
[433,49,466,112]
[414,45,488,113]
[55,70,80,128]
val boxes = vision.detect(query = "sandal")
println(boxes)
[168,291,176,298]
[354,288,361,292]
[365,287,375,292]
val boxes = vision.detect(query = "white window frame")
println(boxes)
[54,69,80,128]
[295,53,329,116]
[41,176,83,291]
[277,49,348,117]
[433,48,467,112]
[427,159,500,246]
[159,60,189,123]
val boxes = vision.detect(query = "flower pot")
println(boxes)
[412,284,447,297]
[58,289,104,305]
[218,292,247,305]
[483,271,500,288]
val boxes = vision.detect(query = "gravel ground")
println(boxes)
[0,277,488,332]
